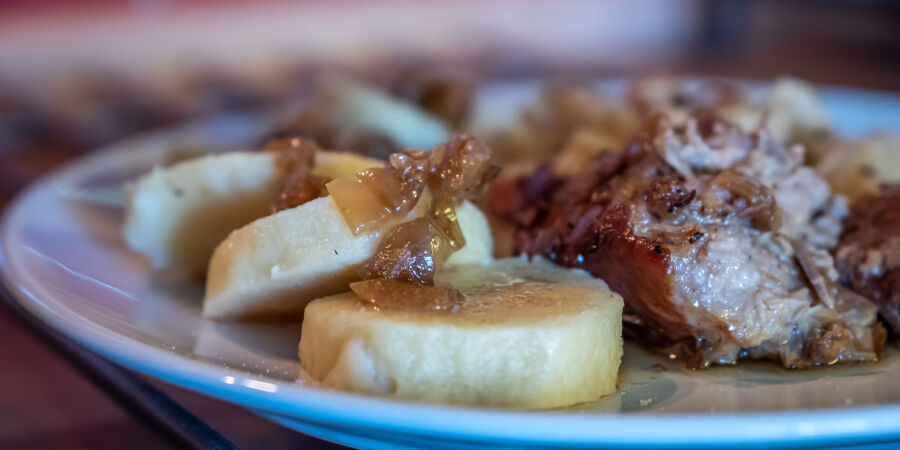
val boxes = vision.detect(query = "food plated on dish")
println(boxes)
[121,76,900,409]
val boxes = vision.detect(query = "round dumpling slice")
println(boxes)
[299,257,623,409]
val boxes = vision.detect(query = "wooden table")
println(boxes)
[0,288,344,449]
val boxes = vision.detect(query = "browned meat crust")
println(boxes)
[836,185,900,333]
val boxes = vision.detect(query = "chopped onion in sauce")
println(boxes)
[350,279,464,313]
[328,134,495,235]
[342,135,496,309]
[326,170,412,234]
[326,160,423,235]
[425,135,497,199]
[266,138,331,213]
[357,196,465,285]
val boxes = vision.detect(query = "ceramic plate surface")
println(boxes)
[3,81,900,449]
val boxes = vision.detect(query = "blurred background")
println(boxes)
[0,1,899,448]
[2,0,899,208]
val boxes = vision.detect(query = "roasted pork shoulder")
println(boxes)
[492,115,885,368]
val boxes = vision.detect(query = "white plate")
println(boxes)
[3,82,900,449]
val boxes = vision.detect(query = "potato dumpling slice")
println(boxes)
[203,199,493,319]
[124,151,381,275]
[299,257,623,409]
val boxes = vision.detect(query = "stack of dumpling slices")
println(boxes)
[125,145,623,409]
[123,84,623,408]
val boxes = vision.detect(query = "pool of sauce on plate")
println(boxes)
[558,342,898,414]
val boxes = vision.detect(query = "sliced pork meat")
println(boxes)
[493,115,885,368]
[836,185,900,334]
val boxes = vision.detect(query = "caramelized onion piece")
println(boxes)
[350,279,464,313]
[357,197,464,284]
[266,138,331,213]
[428,195,466,251]
[329,134,496,235]
[712,170,782,231]
[353,136,494,283]
[326,165,415,234]
[326,149,428,235]
[428,135,498,200]
[342,134,495,313]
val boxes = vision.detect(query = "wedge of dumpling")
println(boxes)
[299,257,623,409]
[124,151,381,275]
[203,197,493,319]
